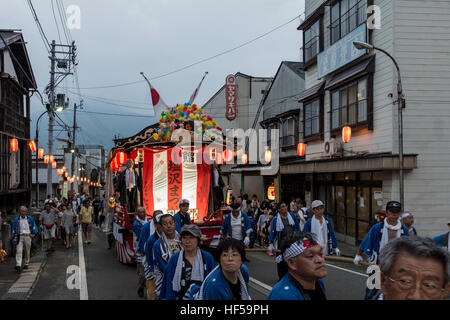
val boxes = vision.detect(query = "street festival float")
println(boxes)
[106,103,232,264]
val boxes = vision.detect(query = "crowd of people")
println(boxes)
[7,192,109,273]
[130,195,450,300]
[3,190,449,301]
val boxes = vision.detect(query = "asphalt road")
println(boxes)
[29,227,139,300]
[28,227,368,300]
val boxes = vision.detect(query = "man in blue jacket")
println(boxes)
[174,199,191,233]
[303,200,340,256]
[268,202,300,279]
[433,220,450,252]
[144,211,163,300]
[353,200,409,299]
[220,203,252,247]
[12,206,39,272]
[132,207,148,298]
[268,232,327,300]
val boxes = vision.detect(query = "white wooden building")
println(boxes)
[290,0,450,244]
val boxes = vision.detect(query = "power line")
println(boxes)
[51,0,62,44]
[27,0,51,52]
[66,13,305,90]
[65,109,155,118]
[56,0,70,45]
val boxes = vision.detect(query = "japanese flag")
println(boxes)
[140,72,168,118]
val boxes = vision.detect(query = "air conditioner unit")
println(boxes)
[323,138,342,157]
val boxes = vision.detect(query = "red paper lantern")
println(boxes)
[28,140,37,152]
[115,151,127,166]
[342,126,352,143]
[49,155,55,163]
[52,162,56,169]
[44,155,49,164]
[265,149,272,163]
[10,138,18,152]
[297,143,306,157]
[38,148,45,159]
[242,154,248,164]
[223,149,233,162]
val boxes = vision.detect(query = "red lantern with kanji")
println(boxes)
[297,143,306,157]
[52,162,56,169]
[342,126,352,143]
[49,155,54,163]
[38,148,45,159]
[28,140,37,152]
[115,151,127,166]
[44,155,49,164]
[10,138,18,152]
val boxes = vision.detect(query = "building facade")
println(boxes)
[290,0,450,244]
[203,72,273,200]
[0,30,36,214]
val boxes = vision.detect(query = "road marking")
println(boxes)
[326,263,368,278]
[249,277,273,291]
[77,230,89,300]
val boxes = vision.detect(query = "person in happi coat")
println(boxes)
[220,203,252,247]
[303,200,340,256]
[160,225,216,300]
[195,238,251,300]
[152,214,182,299]
[268,232,327,300]
[268,202,300,279]
[144,210,163,300]
[174,199,191,233]
[132,207,149,298]
[353,200,409,299]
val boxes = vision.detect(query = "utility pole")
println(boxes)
[46,40,76,198]
[46,41,56,197]
[71,103,77,191]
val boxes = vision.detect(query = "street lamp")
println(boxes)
[35,110,49,208]
[353,41,405,209]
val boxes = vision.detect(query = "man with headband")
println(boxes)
[267,232,327,300]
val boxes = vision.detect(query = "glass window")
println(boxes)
[358,187,371,221]
[373,172,384,181]
[331,3,340,44]
[359,172,371,181]
[358,79,367,122]
[346,185,356,218]
[358,0,368,25]
[331,0,367,44]
[305,20,320,62]
[348,84,357,125]
[282,118,295,146]
[331,77,369,130]
[304,99,320,137]
[332,91,340,130]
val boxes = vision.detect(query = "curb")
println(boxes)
[1,250,47,300]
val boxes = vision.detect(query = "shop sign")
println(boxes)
[225,74,237,121]
[318,24,367,78]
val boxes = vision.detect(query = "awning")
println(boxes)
[280,153,417,174]
[298,81,325,103]
[325,55,375,90]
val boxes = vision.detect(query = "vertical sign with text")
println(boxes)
[225,74,237,121]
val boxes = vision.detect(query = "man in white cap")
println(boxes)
[303,200,339,256]
[401,212,417,236]
[433,220,450,252]
[174,199,191,233]
[220,203,252,247]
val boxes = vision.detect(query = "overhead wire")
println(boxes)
[27,0,51,52]
[66,13,306,90]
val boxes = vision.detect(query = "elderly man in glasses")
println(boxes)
[378,236,450,300]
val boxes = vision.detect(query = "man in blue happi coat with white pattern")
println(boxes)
[173,199,191,233]
[353,200,409,299]
[220,203,253,247]
[131,207,148,298]
[268,232,327,300]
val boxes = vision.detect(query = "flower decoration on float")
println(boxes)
[156,103,222,142]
